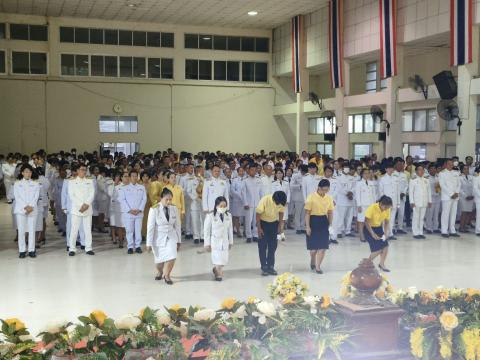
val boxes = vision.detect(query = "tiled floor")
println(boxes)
[0,202,479,335]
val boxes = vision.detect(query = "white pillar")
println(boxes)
[295,92,308,153]
[334,61,349,158]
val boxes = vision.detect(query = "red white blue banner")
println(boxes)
[291,15,303,93]
[450,0,472,66]
[379,0,397,78]
[329,0,343,89]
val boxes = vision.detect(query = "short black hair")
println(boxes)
[307,163,318,170]
[379,195,393,207]
[318,179,330,188]
[160,187,173,198]
[272,191,287,206]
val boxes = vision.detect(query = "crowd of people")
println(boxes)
[1,149,478,283]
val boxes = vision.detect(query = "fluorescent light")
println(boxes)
[127,3,137,8]
[248,11,258,16]
[202,36,211,40]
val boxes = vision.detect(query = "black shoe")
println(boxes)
[127,248,134,254]
[419,235,426,239]
[76,241,81,247]
[155,273,163,281]
[261,269,269,276]
[119,244,124,249]
[310,264,315,270]
[388,236,397,240]
[66,247,69,252]
[379,264,391,272]
[296,230,303,235]
[316,269,323,274]
[425,230,433,234]
[164,278,173,285]
[476,233,480,237]
[337,234,343,239]
[413,235,422,239]
[19,252,26,259]
[62,232,66,237]
[57,229,63,233]
[80,246,85,250]
[441,234,450,238]
[330,239,339,244]
[345,233,356,237]
[186,234,193,240]
[433,229,441,233]
[396,229,407,234]
[267,268,278,276]
[450,233,460,237]
[86,251,95,255]
[246,238,252,243]
[253,237,258,242]
[215,277,223,281]
[135,247,142,254]
[28,251,36,258]
[194,239,200,244]
[68,251,75,257]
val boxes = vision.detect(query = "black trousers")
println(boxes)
[258,220,279,270]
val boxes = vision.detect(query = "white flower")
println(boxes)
[252,311,267,325]
[193,309,216,322]
[44,320,68,334]
[407,286,418,299]
[303,296,319,308]
[257,301,276,317]
[88,325,101,341]
[66,324,77,338]
[19,334,33,342]
[114,314,141,331]
[233,339,241,348]
[156,311,172,326]
[179,321,188,337]
[232,305,246,319]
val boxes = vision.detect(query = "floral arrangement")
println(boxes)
[0,274,349,360]
[339,271,394,300]
[392,287,480,360]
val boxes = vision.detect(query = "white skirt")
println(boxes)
[110,211,124,227]
[152,239,177,263]
[211,249,229,266]
[460,198,474,212]
[229,199,244,217]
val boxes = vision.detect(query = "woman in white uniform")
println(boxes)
[108,171,126,247]
[272,169,290,241]
[204,196,233,281]
[355,169,377,242]
[459,164,474,233]
[146,188,181,285]
[35,167,50,246]
[229,167,245,237]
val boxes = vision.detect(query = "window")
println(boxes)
[199,60,212,80]
[161,58,173,79]
[0,50,5,73]
[10,24,48,41]
[402,109,437,132]
[242,62,268,82]
[185,59,198,79]
[102,142,139,156]
[99,116,138,133]
[12,51,47,74]
[227,36,241,51]
[476,105,480,129]
[185,34,199,48]
[105,56,118,77]
[348,114,381,133]
[61,54,88,76]
[214,61,227,80]
[104,29,119,45]
[380,78,387,90]
[403,144,427,160]
[185,33,266,52]
[119,30,133,46]
[213,60,240,81]
[255,62,268,82]
[214,36,227,50]
[241,37,255,51]
[227,61,240,81]
[60,27,74,42]
[133,57,146,77]
[91,56,104,76]
[366,62,377,93]
[309,117,336,134]
[255,38,269,52]
[199,35,213,49]
[242,62,254,82]
[75,27,89,43]
[148,58,160,78]
[445,144,456,158]
[353,144,372,160]
[161,32,174,48]
[120,57,133,77]
[133,31,146,46]
[316,143,334,157]
[147,32,160,47]
[90,28,104,44]
[0,23,5,39]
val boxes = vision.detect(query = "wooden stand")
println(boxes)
[335,300,411,360]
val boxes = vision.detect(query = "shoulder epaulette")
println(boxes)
[151,203,159,209]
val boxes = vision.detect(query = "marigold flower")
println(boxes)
[90,310,107,327]
[4,318,25,331]
[221,297,237,310]
[439,311,459,332]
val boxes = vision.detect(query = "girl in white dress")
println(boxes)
[272,169,290,241]
[204,196,233,281]
[146,188,181,285]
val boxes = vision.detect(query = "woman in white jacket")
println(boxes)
[355,169,377,242]
[272,168,290,241]
[204,196,233,281]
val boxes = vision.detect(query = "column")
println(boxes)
[295,67,310,154]
[334,61,349,158]
[455,27,479,159]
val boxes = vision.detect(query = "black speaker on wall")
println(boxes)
[324,134,335,142]
[378,132,387,141]
[433,71,457,100]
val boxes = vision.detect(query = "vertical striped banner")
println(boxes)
[450,0,472,66]
[329,0,343,89]
[291,15,303,93]
[379,0,397,78]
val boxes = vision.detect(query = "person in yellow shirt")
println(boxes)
[364,195,393,272]
[255,191,287,276]
[309,152,324,176]
[164,171,185,221]
[148,170,164,207]
[304,179,334,274]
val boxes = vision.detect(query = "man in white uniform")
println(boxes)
[334,164,355,238]
[187,165,205,244]
[260,165,274,197]
[68,164,95,256]
[302,163,322,201]
[394,159,409,234]
[290,164,307,234]
[378,162,400,240]
[202,165,229,213]
[439,159,461,238]
[243,165,262,243]
[425,164,441,234]
[409,165,432,239]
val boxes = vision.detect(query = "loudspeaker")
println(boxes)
[378,132,387,141]
[324,134,335,142]
[433,71,457,100]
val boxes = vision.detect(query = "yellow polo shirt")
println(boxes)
[304,192,334,216]
[364,203,390,227]
[256,194,285,222]
[309,157,324,176]
[164,183,185,215]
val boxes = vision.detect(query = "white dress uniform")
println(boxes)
[378,173,401,237]
[103,176,114,219]
[229,176,246,217]
[187,176,205,241]
[409,176,432,236]
[95,175,109,216]
[243,175,262,239]
[204,211,234,266]
[290,172,305,231]
[459,174,474,212]
[425,175,441,232]
[36,175,50,231]
[334,173,356,236]
[68,176,95,252]
[180,173,195,237]
[62,178,85,246]
[202,177,229,212]
[53,176,66,231]
[108,183,124,227]
[13,178,40,253]
[272,180,290,218]
[473,175,480,234]
[394,171,409,231]
[302,173,322,201]
[120,183,147,250]
[2,162,16,201]
[439,169,461,235]
[355,179,377,222]
[146,203,181,263]
[260,175,275,197]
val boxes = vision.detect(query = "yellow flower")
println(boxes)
[282,292,296,305]
[376,289,386,300]
[439,333,452,359]
[410,328,424,358]
[4,318,26,331]
[90,310,107,327]
[419,291,433,305]
[139,308,145,319]
[247,296,257,304]
[439,311,459,332]
[221,297,237,310]
[169,304,182,312]
[386,285,394,294]
[340,287,350,298]
[461,328,480,360]
[341,272,352,286]
[320,295,331,309]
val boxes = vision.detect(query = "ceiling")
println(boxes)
[0,0,327,29]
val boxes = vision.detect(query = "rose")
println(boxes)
[193,309,216,322]
[90,310,107,326]
[156,311,172,326]
[4,318,26,331]
[257,301,276,317]
[114,314,141,330]
[221,298,237,310]
[44,320,68,334]
[439,311,459,331]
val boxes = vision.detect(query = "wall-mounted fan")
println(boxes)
[437,99,462,134]
[309,92,323,110]
[408,74,428,99]
[321,110,336,141]
[370,105,391,135]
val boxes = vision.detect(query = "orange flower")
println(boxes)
[321,295,332,309]
[282,292,296,305]
[221,298,237,310]
[4,318,25,331]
